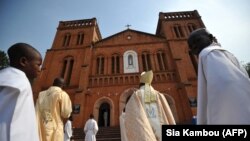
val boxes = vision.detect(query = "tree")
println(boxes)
[0,50,9,70]
[243,62,250,77]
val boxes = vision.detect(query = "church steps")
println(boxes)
[72,126,121,141]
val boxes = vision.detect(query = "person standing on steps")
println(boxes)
[64,115,73,141]
[84,114,98,141]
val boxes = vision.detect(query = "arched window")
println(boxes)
[187,23,196,33]
[62,33,71,47]
[173,24,184,38]
[61,56,74,86]
[157,50,167,71]
[111,53,120,74]
[76,32,84,45]
[123,50,139,73]
[189,51,198,74]
[141,51,152,71]
[96,55,105,75]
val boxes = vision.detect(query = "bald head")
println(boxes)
[53,77,65,88]
[8,43,41,66]
[7,43,42,81]
[187,28,214,55]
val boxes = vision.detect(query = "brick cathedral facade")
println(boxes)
[33,10,205,127]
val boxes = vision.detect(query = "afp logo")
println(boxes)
[223,129,247,138]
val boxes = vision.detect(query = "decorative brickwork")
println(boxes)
[33,10,204,127]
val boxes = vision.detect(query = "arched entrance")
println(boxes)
[162,92,179,123]
[93,97,114,126]
[98,102,110,127]
[119,88,137,114]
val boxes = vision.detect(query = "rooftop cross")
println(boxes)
[125,24,131,29]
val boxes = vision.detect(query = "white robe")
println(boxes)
[119,112,128,141]
[0,67,39,141]
[197,45,250,124]
[64,120,73,141]
[84,119,98,141]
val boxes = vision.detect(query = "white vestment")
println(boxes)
[64,120,73,141]
[119,112,128,141]
[124,86,175,141]
[0,67,39,141]
[197,45,250,124]
[84,119,98,141]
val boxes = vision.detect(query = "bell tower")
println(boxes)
[156,10,205,117]
[33,18,102,126]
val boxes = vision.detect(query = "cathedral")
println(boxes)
[33,10,204,127]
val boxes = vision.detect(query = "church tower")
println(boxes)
[156,10,205,122]
[33,10,205,127]
[33,18,102,126]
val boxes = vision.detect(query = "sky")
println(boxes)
[1,0,250,64]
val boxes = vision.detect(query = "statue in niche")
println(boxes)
[127,54,134,68]
[103,109,108,127]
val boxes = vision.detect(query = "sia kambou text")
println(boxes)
[166,129,247,138]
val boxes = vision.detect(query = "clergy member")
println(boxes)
[36,77,72,141]
[188,28,250,124]
[0,43,42,141]
[64,116,73,141]
[123,70,175,141]
[84,114,99,141]
[119,108,128,141]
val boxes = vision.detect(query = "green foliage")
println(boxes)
[0,50,9,70]
[243,62,250,77]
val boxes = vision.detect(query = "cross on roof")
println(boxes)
[125,24,131,29]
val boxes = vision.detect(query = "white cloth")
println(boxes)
[0,67,39,141]
[119,112,128,141]
[84,119,98,141]
[197,45,250,124]
[64,120,73,141]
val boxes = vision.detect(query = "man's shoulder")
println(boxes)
[38,89,49,97]
[49,87,70,98]
[48,86,63,94]
[200,45,225,57]
[0,67,30,90]
[38,90,46,95]
[39,87,63,96]
[132,89,142,97]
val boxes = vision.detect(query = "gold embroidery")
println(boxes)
[144,85,157,103]
[42,110,53,123]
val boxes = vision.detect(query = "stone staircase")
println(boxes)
[72,126,121,141]
[71,128,84,141]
